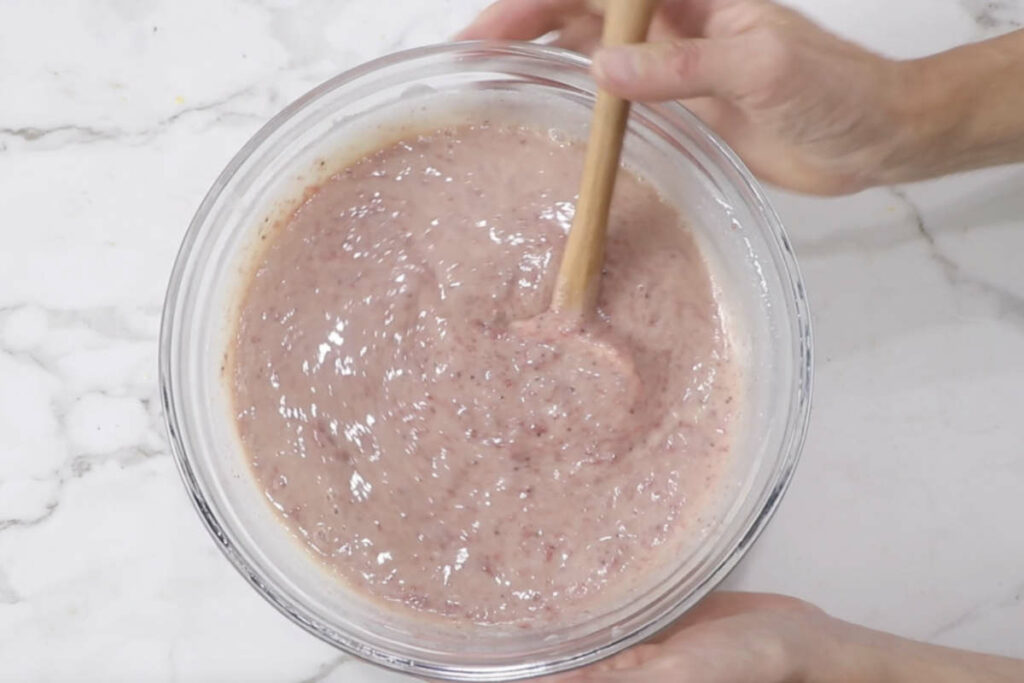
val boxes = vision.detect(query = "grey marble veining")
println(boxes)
[960,0,1023,30]
[1,0,1022,680]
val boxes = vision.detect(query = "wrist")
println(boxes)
[869,55,965,185]
[874,30,1024,185]
[820,619,1024,683]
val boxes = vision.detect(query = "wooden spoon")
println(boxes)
[549,0,659,317]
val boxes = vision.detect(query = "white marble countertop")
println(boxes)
[1,0,1022,680]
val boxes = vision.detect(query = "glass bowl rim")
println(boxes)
[159,39,814,681]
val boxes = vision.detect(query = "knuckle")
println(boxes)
[752,629,795,680]
[758,26,794,69]
[706,0,774,37]
[769,594,825,616]
[666,39,703,81]
[749,27,797,89]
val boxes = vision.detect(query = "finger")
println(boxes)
[537,594,820,683]
[532,643,665,683]
[702,0,817,39]
[659,592,824,639]
[678,95,734,132]
[540,595,815,682]
[581,613,800,683]
[549,13,604,53]
[592,37,753,102]
[593,591,822,658]
[657,0,738,37]
[455,0,588,40]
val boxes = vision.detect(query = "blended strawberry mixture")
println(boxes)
[231,123,740,626]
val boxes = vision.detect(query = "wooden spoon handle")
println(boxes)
[550,0,658,316]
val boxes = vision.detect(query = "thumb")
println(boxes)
[592,39,750,102]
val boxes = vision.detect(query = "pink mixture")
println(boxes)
[232,124,740,626]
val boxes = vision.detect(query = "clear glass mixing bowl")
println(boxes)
[160,42,812,681]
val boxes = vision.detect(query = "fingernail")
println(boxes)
[594,47,645,84]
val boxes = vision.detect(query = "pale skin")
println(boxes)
[455,1,1024,680]
[458,0,1024,195]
